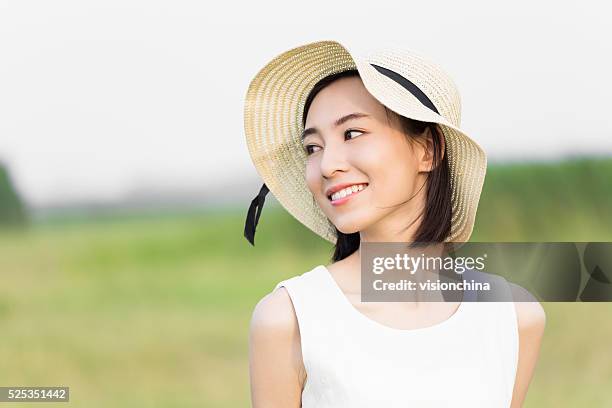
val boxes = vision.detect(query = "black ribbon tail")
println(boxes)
[244,183,269,246]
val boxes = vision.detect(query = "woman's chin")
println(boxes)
[333,220,364,235]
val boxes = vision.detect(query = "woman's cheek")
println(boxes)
[353,137,388,163]
[305,163,323,200]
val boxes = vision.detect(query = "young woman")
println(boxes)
[243,40,545,407]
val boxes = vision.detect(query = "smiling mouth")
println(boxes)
[327,183,369,202]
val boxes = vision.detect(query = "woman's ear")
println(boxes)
[417,125,445,173]
[416,127,435,173]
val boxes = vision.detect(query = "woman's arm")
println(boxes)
[509,283,547,408]
[249,287,306,408]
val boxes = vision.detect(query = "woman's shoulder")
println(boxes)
[249,265,323,337]
[463,269,546,332]
[506,282,546,407]
[250,285,298,339]
[249,277,308,400]
[508,282,547,333]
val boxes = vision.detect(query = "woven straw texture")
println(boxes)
[244,40,487,243]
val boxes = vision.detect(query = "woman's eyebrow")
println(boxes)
[301,112,370,141]
[334,112,369,127]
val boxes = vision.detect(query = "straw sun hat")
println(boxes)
[243,40,487,245]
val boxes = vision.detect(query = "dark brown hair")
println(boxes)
[302,70,452,262]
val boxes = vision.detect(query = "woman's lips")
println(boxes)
[330,184,368,206]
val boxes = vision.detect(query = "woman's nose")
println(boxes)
[319,141,350,179]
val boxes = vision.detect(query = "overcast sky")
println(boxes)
[0,0,610,208]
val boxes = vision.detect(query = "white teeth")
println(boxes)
[330,184,367,201]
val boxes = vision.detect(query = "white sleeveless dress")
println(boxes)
[274,265,519,408]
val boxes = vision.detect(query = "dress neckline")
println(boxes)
[317,264,468,334]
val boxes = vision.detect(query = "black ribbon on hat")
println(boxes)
[370,63,440,115]
[244,183,269,246]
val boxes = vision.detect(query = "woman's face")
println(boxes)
[302,76,434,241]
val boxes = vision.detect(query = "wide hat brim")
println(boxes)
[244,40,487,243]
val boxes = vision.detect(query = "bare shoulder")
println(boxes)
[508,282,547,332]
[507,282,546,407]
[250,286,299,336]
[249,286,305,406]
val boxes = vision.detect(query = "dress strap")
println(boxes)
[273,266,341,360]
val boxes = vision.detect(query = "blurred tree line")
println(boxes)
[0,161,27,227]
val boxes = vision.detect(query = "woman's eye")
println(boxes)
[304,130,364,155]
[304,145,320,155]
[344,129,364,140]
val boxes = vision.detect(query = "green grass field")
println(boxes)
[1,158,612,407]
